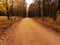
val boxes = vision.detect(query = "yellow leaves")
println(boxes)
[0,2,7,13]
[56,14,60,22]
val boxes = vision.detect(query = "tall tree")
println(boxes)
[58,0,60,13]
[6,0,9,19]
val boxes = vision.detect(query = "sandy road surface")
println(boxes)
[7,18,60,45]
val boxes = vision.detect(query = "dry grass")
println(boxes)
[0,16,22,45]
[0,16,14,29]
[33,15,60,34]
[0,16,21,36]
[44,17,60,32]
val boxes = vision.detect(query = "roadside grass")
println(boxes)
[33,15,60,34]
[0,16,21,36]
[0,16,23,45]
[43,17,60,32]
[0,16,15,44]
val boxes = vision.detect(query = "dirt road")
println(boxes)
[7,18,60,45]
